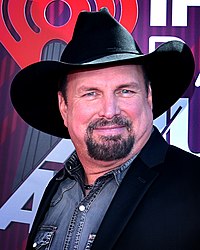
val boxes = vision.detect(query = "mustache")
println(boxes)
[87,116,132,133]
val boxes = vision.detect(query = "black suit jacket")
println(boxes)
[26,127,200,249]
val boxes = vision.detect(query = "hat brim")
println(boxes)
[10,40,195,139]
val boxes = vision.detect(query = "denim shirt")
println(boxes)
[33,151,136,250]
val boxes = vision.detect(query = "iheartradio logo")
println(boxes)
[0,0,138,68]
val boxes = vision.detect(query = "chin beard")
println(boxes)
[86,134,134,161]
[85,116,134,161]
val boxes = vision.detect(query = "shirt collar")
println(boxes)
[63,151,137,186]
[65,151,82,175]
[110,155,136,185]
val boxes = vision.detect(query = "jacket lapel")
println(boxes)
[92,127,168,249]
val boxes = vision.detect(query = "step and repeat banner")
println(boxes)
[0,0,200,249]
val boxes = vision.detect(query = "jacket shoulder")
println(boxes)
[168,144,200,164]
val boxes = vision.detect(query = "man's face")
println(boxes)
[58,64,153,163]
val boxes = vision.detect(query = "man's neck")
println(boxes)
[77,152,136,185]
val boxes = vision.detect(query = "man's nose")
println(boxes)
[98,95,121,119]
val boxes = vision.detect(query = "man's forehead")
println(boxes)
[65,64,146,91]
[67,63,144,76]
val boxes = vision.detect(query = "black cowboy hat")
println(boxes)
[10,8,195,139]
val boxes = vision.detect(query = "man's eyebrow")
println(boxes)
[77,82,140,92]
[116,82,140,88]
[77,86,99,92]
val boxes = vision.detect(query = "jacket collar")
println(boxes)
[139,126,168,167]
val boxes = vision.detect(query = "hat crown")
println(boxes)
[61,8,141,64]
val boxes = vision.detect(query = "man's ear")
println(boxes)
[58,91,68,127]
[147,84,153,110]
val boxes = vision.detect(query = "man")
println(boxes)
[10,8,200,250]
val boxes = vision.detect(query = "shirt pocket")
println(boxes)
[32,225,57,250]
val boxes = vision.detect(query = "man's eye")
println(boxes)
[83,91,97,97]
[87,91,96,96]
[119,89,134,96]
[121,89,130,94]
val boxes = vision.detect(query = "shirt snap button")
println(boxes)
[79,205,86,211]
[33,242,37,248]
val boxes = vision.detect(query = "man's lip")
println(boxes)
[93,125,127,135]
[94,125,126,130]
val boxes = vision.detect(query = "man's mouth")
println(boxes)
[93,125,127,136]
[87,116,132,136]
